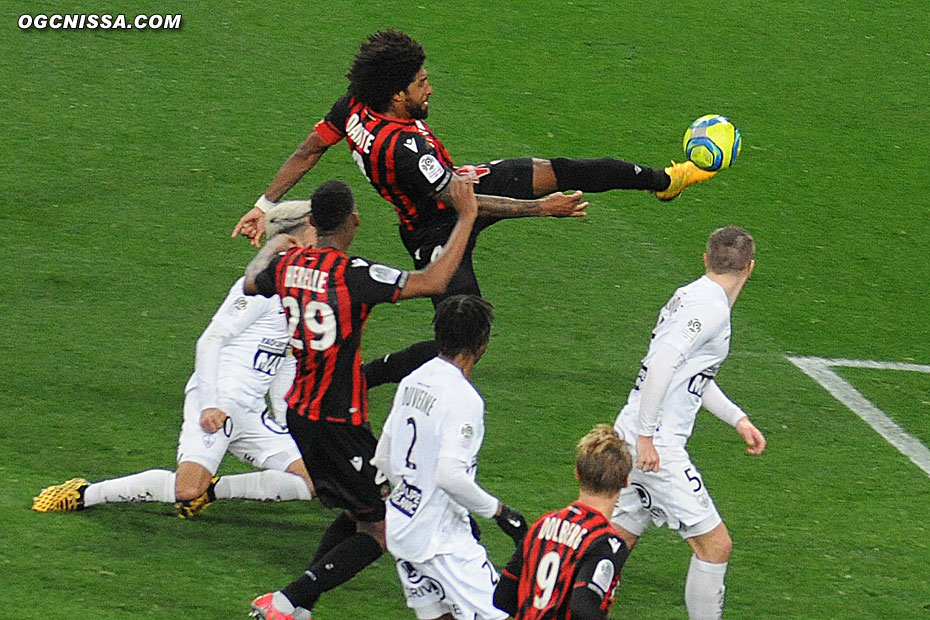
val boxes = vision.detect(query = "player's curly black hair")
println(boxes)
[433,295,494,358]
[347,29,426,113]
[310,180,356,233]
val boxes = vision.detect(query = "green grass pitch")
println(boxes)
[2,2,929,618]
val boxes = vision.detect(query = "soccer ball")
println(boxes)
[683,115,742,171]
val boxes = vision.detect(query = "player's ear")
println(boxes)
[702,252,710,269]
[623,475,630,488]
[574,468,580,481]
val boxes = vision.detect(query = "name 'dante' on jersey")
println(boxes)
[284,265,329,293]
[345,113,376,154]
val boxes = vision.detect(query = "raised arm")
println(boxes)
[243,234,298,295]
[233,131,331,246]
[397,172,479,300]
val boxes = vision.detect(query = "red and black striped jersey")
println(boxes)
[254,246,408,425]
[501,501,629,620]
[315,93,455,232]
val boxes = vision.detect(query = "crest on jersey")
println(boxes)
[418,154,444,183]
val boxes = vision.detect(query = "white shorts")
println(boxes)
[176,388,301,474]
[611,443,721,539]
[394,538,507,620]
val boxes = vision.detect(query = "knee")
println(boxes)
[357,519,387,551]
[704,532,732,564]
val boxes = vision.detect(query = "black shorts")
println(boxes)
[286,411,388,522]
[398,158,535,303]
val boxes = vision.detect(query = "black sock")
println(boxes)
[281,532,383,610]
[362,340,438,388]
[550,157,669,192]
[309,512,357,566]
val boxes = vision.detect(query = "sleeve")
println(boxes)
[637,341,685,437]
[701,380,747,427]
[391,132,453,198]
[194,281,271,410]
[435,456,499,518]
[570,535,629,620]
[660,300,726,358]
[493,546,523,616]
[313,92,352,146]
[267,353,296,424]
[372,416,400,486]
[344,256,410,306]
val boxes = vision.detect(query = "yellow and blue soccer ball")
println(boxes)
[683,115,741,171]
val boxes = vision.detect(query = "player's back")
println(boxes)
[514,502,625,620]
[274,247,372,425]
[315,93,455,231]
[382,357,484,562]
[185,276,289,410]
[616,275,732,446]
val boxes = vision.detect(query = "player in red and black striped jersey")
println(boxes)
[234,30,716,304]
[494,425,633,620]
[244,174,479,620]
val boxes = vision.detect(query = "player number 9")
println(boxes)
[533,551,561,609]
[282,296,337,351]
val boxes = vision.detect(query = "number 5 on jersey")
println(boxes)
[281,296,337,351]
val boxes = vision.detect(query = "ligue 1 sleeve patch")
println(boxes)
[680,317,703,343]
[369,264,402,285]
[418,154,445,184]
[591,558,615,593]
[458,422,475,448]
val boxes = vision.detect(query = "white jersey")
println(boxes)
[380,357,486,563]
[615,275,731,448]
[184,277,292,414]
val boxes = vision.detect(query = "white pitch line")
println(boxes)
[786,355,930,478]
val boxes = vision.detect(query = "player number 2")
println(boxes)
[281,296,337,351]
[533,551,561,609]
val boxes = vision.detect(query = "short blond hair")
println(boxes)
[576,424,632,496]
[265,200,312,237]
[706,226,755,274]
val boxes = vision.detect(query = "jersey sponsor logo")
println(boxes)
[403,137,418,153]
[345,113,376,153]
[389,480,423,517]
[350,456,364,471]
[398,560,446,600]
[536,516,588,550]
[253,338,289,376]
[368,263,402,285]
[418,154,445,183]
[284,265,329,293]
[591,558,615,593]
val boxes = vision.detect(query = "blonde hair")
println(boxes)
[265,200,312,237]
[576,424,632,495]
[706,226,755,274]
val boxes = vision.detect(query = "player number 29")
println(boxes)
[281,297,337,351]
[533,551,561,609]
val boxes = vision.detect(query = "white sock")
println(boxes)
[685,554,727,620]
[84,469,176,507]
[213,470,313,502]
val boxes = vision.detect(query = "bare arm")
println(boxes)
[233,131,331,246]
[243,234,298,295]
[436,185,588,219]
[398,172,478,300]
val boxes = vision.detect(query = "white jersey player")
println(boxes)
[32,202,317,517]
[372,295,527,620]
[610,226,766,620]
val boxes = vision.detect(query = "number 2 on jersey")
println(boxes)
[281,296,337,351]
